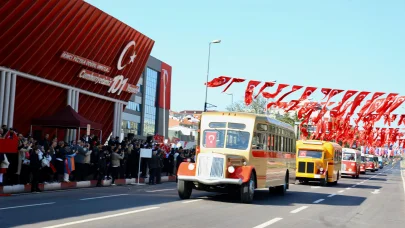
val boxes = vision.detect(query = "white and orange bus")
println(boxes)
[341,148,361,178]
[177,112,296,203]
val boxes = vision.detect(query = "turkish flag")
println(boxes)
[348,91,370,115]
[366,98,385,115]
[222,78,246,93]
[205,76,232,87]
[298,87,317,102]
[254,81,276,99]
[375,93,399,115]
[262,84,289,99]
[267,85,303,109]
[205,131,217,148]
[244,80,261,105]
[387,96,405,114]
[321,88,332,100]
[325,89,344,104]
[331,90,357,116]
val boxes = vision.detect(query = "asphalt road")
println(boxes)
[0,162,404,228]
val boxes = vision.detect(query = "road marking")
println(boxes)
[145,188,176,193]
[290,206,308,214]
[42,207,159,228]
[80,194,129,201]
[311,186,322,189]
[313,199,324,204]
[0,202,55,210]
[253,218,283,228]
[346,187,351,190]
[182,199,202,204]
[338,190,345,193]
[371,189,380,194]
[327,194,336,198]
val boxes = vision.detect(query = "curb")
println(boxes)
[0,176,176,195]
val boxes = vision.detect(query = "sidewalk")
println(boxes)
[0,176,176,195]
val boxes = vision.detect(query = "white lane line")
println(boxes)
[338,190,345,193]
[0,202,55,210]
[311,186,322,189]
[313,199,324,204]
[253,218,283,228]
[80,194,129,201]
[145,188,176,193]
[327,194,336,198]
[42,207,159,228]
[346,187,351,190]
[182,199,202,204]
[290,206,308,214]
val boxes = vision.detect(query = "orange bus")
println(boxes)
[177,112,296,203]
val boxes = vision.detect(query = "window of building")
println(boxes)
[122,120,141,136]
[143,68,158,136]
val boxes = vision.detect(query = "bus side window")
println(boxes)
[253,132,267,150]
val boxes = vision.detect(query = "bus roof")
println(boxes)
[297,140,341,148]
[202,111,294,131]
[342,148,361,154]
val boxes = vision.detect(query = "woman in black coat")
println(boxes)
[30,146,42,192]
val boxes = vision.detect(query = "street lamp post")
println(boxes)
[225,92,233,107]
[204,39,221,112]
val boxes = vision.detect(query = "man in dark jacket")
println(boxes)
[30,147,42,192]
[148,150,159,185]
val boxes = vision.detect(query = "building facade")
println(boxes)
[0,0,171,142]
[122,56,172,140]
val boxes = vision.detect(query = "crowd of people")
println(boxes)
[0,125,196,192]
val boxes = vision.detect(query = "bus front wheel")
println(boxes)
[178,180,193,199]
[240,173,255,203]
[320,172,328,186]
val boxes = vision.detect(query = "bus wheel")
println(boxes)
[241,173,255,204]
[276,174,288,196]
[178,180,193,199]
[333,172,339,185]
[321,172,328,186]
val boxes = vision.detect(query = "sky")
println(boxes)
[85,0,405,117]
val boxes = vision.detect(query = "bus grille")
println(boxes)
[298,162,305,173]
[306,162,314,173]
[298,162,315,173]
[197,155,224,178]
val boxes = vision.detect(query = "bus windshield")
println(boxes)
[361,156,366,162]
[343,153,355,161]
[298,150,323,159]
[202,129,250,150]
[366,157,373,162]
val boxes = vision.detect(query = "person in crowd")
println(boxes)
[95,145,109,187]
[91,143,101,180]
[54,141,66,182]
[148,150,159,185]
[74,140,90,181]
[111,146,124,186]
[167,148,175,176]
[156,149,164,184]
[42,134,51,153]
[0,128,4,138]
[0,152,10,186]
[175,151,185,183]
[125,144,134,178]
[29,146,42,192]
[17,140,31,184]
[40,145,53,183]
[83,142,92,180]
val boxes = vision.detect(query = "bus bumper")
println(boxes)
[177,175,243,185]
[296,173,326,180]
[341,171,356,175]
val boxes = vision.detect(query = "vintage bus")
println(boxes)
[295,140,342,185]
[341,148,361,178]
[176,112,296,203]
[365,154,376,172]
[360,155,367,174]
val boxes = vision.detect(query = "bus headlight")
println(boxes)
[188,163,195,170]
[228,166,235,173]
[187,158,191,162]
[320,168,324,172]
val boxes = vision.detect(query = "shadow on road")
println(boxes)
[204,190,367,207]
